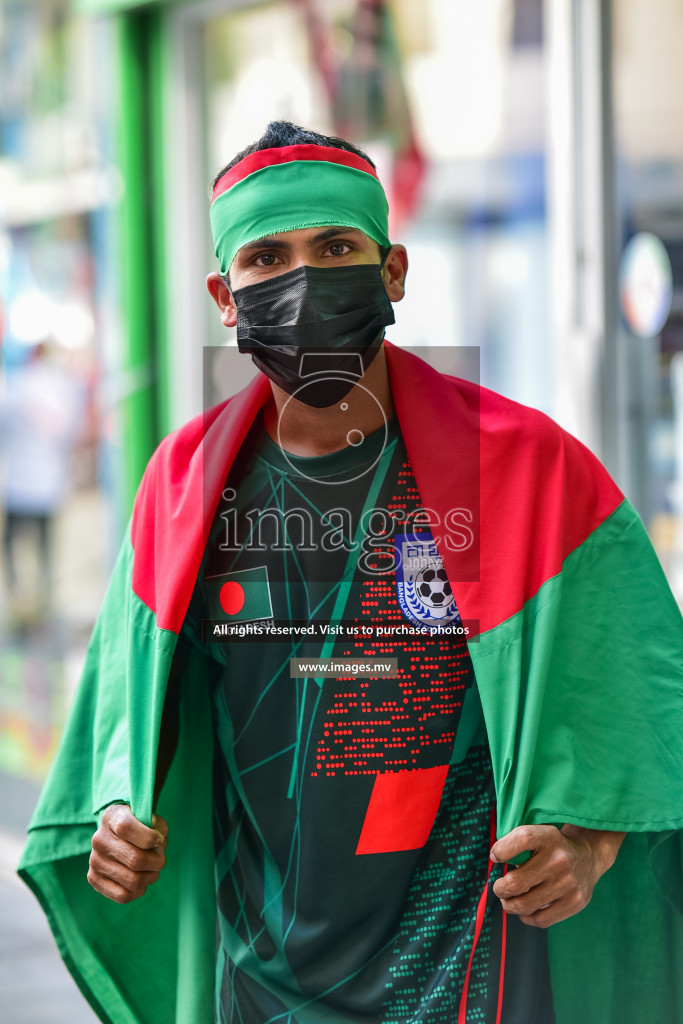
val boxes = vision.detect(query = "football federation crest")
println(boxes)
[395,533,461,627]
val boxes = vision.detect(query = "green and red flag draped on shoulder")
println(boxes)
[19,344,683,1024]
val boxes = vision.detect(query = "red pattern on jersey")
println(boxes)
[312,458,470,778]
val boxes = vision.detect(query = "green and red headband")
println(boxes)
[210,144,391,275]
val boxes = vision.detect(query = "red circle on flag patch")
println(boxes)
[220,581,245,615]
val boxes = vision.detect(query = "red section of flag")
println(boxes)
[130,372,271,633]
[356,764,449,855]
[384,344,624,636]
[130,344,623,637]
[220,581,245,615]
[212,144,378,201]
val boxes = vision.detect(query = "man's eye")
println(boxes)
[255,253,279,266]
[328,242,351,257]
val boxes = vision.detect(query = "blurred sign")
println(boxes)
[619,232,673,338]
[75,0,163,12]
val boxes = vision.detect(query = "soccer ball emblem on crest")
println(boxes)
[415,565,453,608]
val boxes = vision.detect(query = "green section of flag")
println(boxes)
[19,528,217,1024]
[471,499,683,839]
[206,565,273,622]
[470,498,683,1023]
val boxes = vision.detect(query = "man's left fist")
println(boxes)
[490,823,626,929]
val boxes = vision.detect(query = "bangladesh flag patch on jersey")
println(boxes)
[205,565,274,624]
[395,532,461,627]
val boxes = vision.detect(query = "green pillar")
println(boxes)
[115,8,168,517]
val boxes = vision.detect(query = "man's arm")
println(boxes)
[88,647,183,903]
[88,717,177,904]
[490,824,626,928]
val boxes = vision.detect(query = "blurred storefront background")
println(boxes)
[0,0,120,801]
[1,0,682,864]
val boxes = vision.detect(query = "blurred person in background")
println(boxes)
[0,339,85,622]
[19,123,683,1024]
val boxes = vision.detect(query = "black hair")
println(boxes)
[211,120,377,192]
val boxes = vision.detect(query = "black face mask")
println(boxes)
[232,263,395,408]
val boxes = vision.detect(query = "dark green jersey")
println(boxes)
[182,415,553,1023]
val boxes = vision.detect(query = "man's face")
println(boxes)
[206,227,407,328]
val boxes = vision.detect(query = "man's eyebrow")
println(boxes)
[236,228,366,258]
[238,237,290,256]
[307,227,366,246]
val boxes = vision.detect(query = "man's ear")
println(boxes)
[206,272,237,328]
[381,245,408,303]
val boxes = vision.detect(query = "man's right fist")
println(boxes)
[88,804,168,904]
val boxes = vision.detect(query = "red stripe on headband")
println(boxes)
[212,144,378,202]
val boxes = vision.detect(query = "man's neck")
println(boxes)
[263,344,394,457]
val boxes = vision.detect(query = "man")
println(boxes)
[19,122,683,1024]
